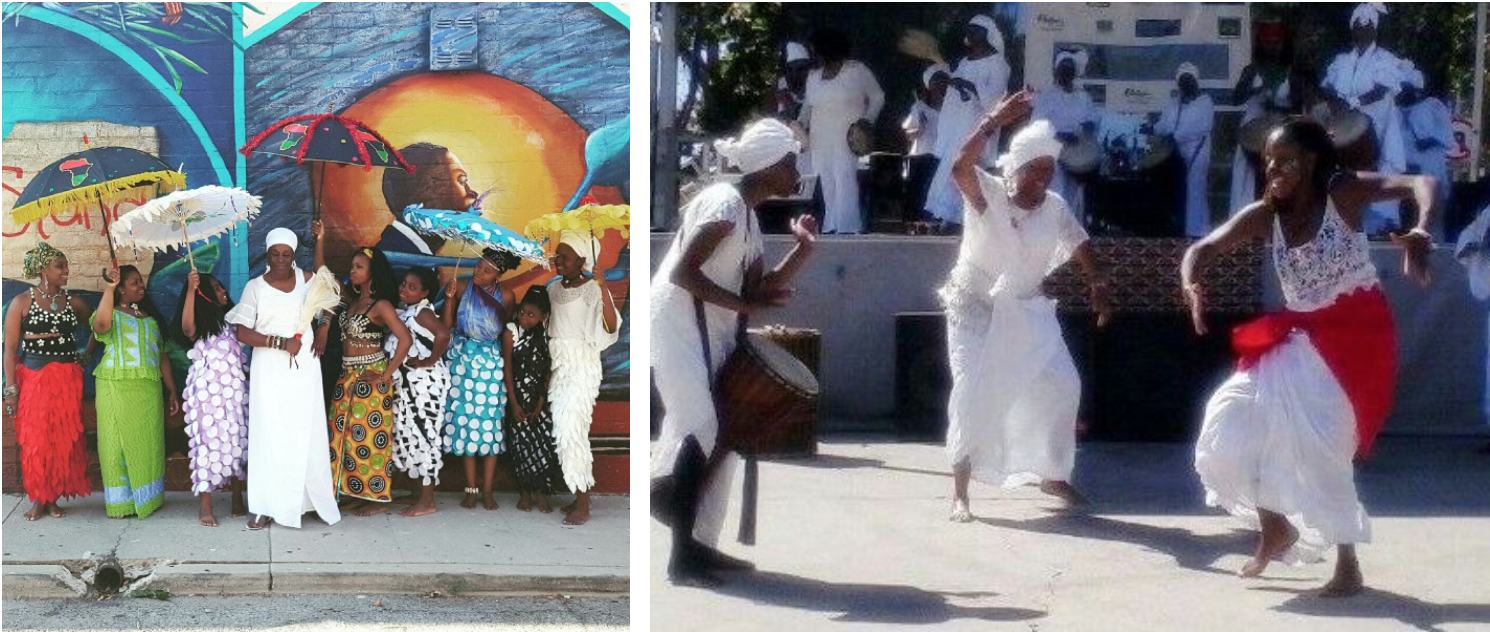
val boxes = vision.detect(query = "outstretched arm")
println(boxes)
[760,215,818,293]
[1335,172,1437,286]
[953,89,1034,215]
[1181,202,1273,334]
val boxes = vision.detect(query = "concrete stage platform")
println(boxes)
[650,233,1489,437]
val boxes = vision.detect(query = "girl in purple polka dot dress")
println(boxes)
[173,271,249,527]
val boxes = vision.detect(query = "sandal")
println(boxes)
[247,515,270,530]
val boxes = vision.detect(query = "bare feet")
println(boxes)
[1038,480,1089,508]
[199,496,219,527]
[247,515,271,530]
[399,499,437,517]
[560,501,577,515]
[481,494,499,511]
[517,493,533,512]
[536,495,553,514]
[45,502,65,518]
[23,503,45,521]
[460,492,480,509]
[354,502,390,517]
[339,498,369,513]
[1320,566,1364,597]
[563,494,591,525]
[1240,521,1298,577]
[949,498,973,523]
[230,492,247,518]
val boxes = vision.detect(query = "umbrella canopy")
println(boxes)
[524,199,631,247]
[239,113,414,172]
[111,185,261,254]
[403,205,548,266]
[9,145,186,225]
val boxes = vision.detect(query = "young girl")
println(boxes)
[316,246,412,517]
[502,286,566,513]
[93,264,180,519]
[442,249,519,511]
[174,271,248,527]
[387,267,451,517]
[547,231,621,525]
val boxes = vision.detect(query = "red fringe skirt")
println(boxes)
[15,363,92,503]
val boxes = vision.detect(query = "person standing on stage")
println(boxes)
[1184,119,1435,597]
[776,42,812,123]
[942,92,1112,523]
[927,14,1011,231]
[1399,64,1453,224]
[652,118,818,586]
[1230,22,1295,213]
[1455,202,1490,443]
[803,28,884,235]
[1154,62,1216,238]
[1033,48,1099,221]
[903,63,949,221]
[1323,2,1409,235]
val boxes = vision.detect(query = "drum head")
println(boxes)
[1328,111,1372,148]
[1240,114,1287,155]
[745,333,820,395]
[1136,135,1175,171]
[1059,136,1101,174]
[847,125,873,157]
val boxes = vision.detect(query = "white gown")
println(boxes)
[927,53,1011,225]
[1324,45,1408,231]
[941,170,1088,487]
[1455,204,1490,423]
[226,269,341,529]
[651,183,762,544]
[1403,96,1453,212]
[1195,201,1379,562]
[1229,73,1292,213]
[1033,87,1098,219]
[1156,94,1215,237]
[547,277,622,494]
[804,60,884,235]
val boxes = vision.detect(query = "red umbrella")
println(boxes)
[239,109,414,220]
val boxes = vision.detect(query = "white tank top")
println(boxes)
[1271,198,1378,312]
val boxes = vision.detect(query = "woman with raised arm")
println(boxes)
[1183,119,1434,597]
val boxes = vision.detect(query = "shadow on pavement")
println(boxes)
[1251,586,1490,632]
[713,570,1044,625]
[977,513,1265,577]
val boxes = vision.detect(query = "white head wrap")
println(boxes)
[1054,49,1089,77]
[715,118,802,175]
[922,63,950,88]
[786,42,809,64]
[968,15,1004,52]
[558,230,599,273]
[1175,62,1199,82]
[994,120,1063,176]
[1350,2,1387,28]
[266,227,298,253]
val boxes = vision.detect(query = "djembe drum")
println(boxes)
[1329,110,1380,171]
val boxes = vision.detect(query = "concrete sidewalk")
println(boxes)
[3,491,628,599]
[650,436,1490,631]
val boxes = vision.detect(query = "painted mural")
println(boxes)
[1,2,631,400]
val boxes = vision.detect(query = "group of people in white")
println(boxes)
[771,4,1458,240]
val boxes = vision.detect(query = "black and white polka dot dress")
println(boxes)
[385,301,450,486]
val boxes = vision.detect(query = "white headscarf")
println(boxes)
[785,42,809,64]
[266,227,298,253]
[1175,62,1199,82]
[559,230,599,273]
[968,15,1004,53]
[1054,49,1089,77]
[715,118,802,175]
[922,63,950,88]
[1350,2,1387,28]
[994,120,1063,176]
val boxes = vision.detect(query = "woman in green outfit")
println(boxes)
[92,264,180,518]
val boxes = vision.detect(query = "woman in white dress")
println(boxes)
[1155,63,1216,237]
[942,92,1113,523]
[803,28,884,235]
[651,118,818,586]
[927,14,1011,229]
[1033,49,1099,220]
[227,228,341,529]
[1183,119,1434,597]
[545,230,622,526]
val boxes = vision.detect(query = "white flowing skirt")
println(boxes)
[1194,331,1370,562]
[549,338,604,494]
[245,340,341,528]
[945,280,1079,487]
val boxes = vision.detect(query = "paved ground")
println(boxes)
[3,491,628,599]
[650,436,1490,631]
[1,595,628,630]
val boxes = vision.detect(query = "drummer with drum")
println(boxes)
[1148,63,1215,238]
[1230,22,1295,214]
[1322,2,1411,235]
[1033,48,1100,222]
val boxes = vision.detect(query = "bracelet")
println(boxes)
[3,384,18,398]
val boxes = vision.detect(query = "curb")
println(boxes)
[3,562,627,599]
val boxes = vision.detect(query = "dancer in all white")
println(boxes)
[803,28,883,235]
[926,14,1011,229]
[227,228,341,529]
[941,90,1112,523]
[1184,119,1434,597]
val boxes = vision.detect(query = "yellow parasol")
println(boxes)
[523,198,630,256]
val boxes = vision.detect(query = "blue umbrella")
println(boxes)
[402,205,548,267]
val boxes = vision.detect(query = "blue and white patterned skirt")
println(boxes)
[443,337,507,457]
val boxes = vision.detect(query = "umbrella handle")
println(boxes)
[95,194,118,267]
[178,201,197,273]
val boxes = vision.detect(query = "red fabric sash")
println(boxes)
[1230,286,1397,458]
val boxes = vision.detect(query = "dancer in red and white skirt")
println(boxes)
[1181,119,1435,597]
